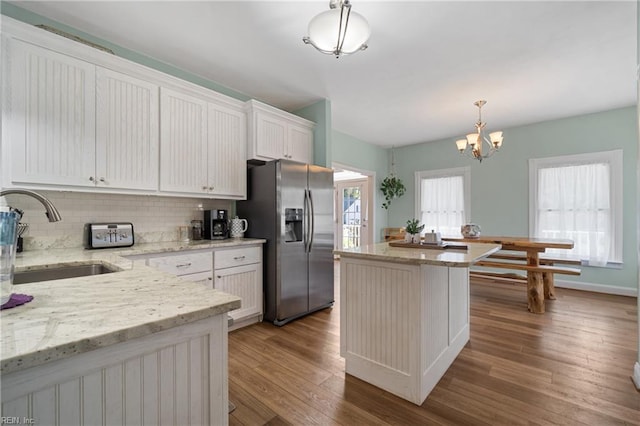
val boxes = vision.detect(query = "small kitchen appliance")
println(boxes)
[230,216,248,238]
[191,220,203,240]
[204,209,229,240]
[84,222,134,249]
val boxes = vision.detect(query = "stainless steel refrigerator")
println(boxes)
[237,159,334,326]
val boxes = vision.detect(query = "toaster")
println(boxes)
[84,222,134,249]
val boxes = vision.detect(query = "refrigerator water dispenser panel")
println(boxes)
[285,208,303,242]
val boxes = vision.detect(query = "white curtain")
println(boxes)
[535,162,612,265]
[420,175,465,237]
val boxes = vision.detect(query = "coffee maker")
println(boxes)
[204,209,229,240]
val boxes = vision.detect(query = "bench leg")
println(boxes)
[543,272,556,300]
[527,271,545,313]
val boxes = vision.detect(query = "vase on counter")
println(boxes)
[404,232,421,244]
[461,223,481,238]
[230,216,248,238]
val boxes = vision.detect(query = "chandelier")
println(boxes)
[303,0,370,58]
[455,100,504,163]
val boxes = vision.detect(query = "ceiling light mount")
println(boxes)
[303,0,370,58]
[455,100,504,163]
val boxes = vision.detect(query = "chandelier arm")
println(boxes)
[337,3,352,54]
[302,37,339,55]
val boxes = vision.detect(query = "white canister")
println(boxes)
[230,216,248,238]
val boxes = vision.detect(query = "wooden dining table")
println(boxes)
[442,235,577,313]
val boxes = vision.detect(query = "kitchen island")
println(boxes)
[335,241,500,405]
[1,239,263,425]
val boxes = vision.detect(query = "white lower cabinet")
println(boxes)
[214,246,263,330]
[140,244,263,330]
[1,315,229,426]
[146,250,214,288]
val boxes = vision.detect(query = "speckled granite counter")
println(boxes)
[334,241,501,266]
[1,238,265,374]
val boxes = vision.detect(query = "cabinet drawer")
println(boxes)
[179,271,214,288]
[214,246,261,269]
[147,252,212,276]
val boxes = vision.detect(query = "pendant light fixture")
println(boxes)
[303,0,370,58]
[455,100,504,163]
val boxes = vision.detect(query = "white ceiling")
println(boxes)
[8,0,637,147]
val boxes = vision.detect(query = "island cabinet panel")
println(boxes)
[1,315,227,426]
[448,266,470,342]
[340,257,471,406]
[341,261,416,375]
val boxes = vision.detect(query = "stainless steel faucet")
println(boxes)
[0,189,62,222]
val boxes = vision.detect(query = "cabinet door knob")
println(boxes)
[202,186,208,191]
[89,176,95,182]
[209,186,214,191]
[99,177,106,183]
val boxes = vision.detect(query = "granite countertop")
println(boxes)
[1,238,266,375]
[334,241,502,266]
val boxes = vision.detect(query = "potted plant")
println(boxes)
[380,175,406,209]
[404,219,424,243]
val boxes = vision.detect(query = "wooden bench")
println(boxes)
[471,252,581,309]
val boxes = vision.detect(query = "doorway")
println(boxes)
[333,165,375,251]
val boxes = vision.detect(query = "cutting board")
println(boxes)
[389,241,468,250]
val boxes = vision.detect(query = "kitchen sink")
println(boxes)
[13,263,118,284]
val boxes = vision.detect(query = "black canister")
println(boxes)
[191,220,203,240]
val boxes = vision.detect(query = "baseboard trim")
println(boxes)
[554,279,637,297]
[633,362,640,390]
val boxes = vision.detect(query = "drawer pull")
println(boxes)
[176,262,192,268]
[233,256,246,261]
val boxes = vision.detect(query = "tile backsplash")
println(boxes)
[2,191,232,250]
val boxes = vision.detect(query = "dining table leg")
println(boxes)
[543,270,556,300]
[526,251,545,313]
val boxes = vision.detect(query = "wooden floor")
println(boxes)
[228,262,639,425]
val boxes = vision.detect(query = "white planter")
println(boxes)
[405,233,420,243]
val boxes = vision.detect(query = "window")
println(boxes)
[529,150,622,266]
[415,167,470,237]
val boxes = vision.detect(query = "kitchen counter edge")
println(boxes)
[1,238,266,375]
[334,242,502,267]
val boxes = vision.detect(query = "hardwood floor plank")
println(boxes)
[226,263,639,425]
[254,360,389,425]
[229,357,337,425]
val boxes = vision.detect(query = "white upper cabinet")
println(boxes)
[6,39,96,187]
[4,37,160,192]
[287,123,313,164]
[159,88,209,194]
[207,102,247,198]
[246,100,314,164]
[159,87,247,199]
[96,68,159,190]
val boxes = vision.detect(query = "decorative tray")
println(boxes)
[389,241,468,250]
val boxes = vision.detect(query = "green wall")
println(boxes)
[0,2,251,102]
[390,106,638,291]
[331,130,390,242]
[294,100,332,168]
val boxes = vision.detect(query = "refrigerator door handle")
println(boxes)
[303,189,310,253]
[308,189,315,251]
